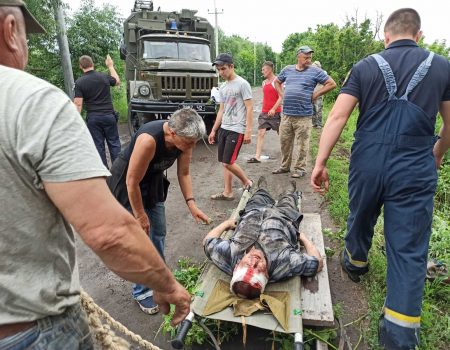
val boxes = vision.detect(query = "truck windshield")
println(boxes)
[142,41,210,62]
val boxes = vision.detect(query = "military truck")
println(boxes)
[120,0,218,135]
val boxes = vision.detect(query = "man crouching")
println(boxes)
[203,177,323,298]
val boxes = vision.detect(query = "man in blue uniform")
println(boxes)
[311,8,450,350]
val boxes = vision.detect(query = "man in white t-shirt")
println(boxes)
[208,53,253,200]
[0,1,190,348]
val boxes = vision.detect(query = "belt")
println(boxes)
[0,321,37,340]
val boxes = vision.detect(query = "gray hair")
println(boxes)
[168,108,206,140]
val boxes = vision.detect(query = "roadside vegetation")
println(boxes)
[311,106,450,349]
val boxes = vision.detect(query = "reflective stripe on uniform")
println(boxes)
[345,247,368,268]
[384,306,421,329]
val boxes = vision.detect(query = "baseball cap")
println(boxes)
[297,45,314,54]
[212,53,233,66]
[0,0,46,33]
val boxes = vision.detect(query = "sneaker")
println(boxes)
[340,250,364,283]
[136,295,159,315]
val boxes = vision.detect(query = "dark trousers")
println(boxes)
[87,113,121,168]
[242,189,303,229]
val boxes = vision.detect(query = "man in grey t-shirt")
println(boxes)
[0,2,190,348]
[208,53,253,200]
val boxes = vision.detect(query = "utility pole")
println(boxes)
[54,1,74,99]
[208,0,223,57]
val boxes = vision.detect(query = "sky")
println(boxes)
[66,0,450,53]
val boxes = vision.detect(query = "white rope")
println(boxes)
[80,290,163,350]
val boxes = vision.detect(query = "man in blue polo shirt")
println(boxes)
[311,8,450,350]
[273,46,336,178]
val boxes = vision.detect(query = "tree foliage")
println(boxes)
[219,30,278,86]
[23,0,123,90]
[280,18,385,100]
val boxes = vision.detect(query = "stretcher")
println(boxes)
[171,189,306,350]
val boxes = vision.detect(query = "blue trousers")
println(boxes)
[129,202,167,301]
[0,305,93,350]
[87,113,121,168]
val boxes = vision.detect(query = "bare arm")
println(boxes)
[311,93,358,193]
[177,149,209,223]
[202,219,236,246]
[208,103,224,144]
[433,101,450,168]
[243,99,253,144]
[298,232,323,272]
[73,97,83,114]
[274,79,284,100]
[126,134,156,233]
[312,77,337,101]
[105,54,120,86]
[43,178,190,325]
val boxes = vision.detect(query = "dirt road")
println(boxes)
[77,87,368,349]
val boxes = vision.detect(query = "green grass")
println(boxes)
[311,105,450,349]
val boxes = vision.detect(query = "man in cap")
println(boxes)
[208,53,253,200]
[0,1,190,348]
[273,46,336,178]
[203,177,323,298]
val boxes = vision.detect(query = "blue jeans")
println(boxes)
[130,202,167,301]
[0,305,93,350]
[87,113,121,168]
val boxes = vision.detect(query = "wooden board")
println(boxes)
[300,213,334,327]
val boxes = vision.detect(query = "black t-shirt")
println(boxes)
[74,70,116,114]
[341,39,450,127]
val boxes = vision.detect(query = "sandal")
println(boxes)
[272,167,289,174]
[291,170,306,178]
[247,157,261,163]
[210,193,235,201]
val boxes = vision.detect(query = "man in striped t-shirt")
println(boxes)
[273,46,336,178]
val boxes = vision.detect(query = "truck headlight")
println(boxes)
[139,85,150,96]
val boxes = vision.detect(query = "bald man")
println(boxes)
[0,1,190,348]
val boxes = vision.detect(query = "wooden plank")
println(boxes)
[316,340,329,350]
[299,213,334,327]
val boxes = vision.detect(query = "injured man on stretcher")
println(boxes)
[203,178,323,299]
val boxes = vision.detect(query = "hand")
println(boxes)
[311,164,329,194]
[189,204,210,224]
[311,92,318,102]
[244,129,252,144]
[105,54,113,68]
[208,130,216,144]
[268,108,276,117]
[225,218,237,230]
[434,150,444,169]
[136,213,150,234]
[154,280,191,326]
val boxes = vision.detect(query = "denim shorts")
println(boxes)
[0,304,94,350]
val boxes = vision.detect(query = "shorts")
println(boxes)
[217,128,244,165]
[258,112,281,132]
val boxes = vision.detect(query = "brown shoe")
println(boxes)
[272,167,289,174]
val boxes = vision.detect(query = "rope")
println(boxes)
[80,290,163,350]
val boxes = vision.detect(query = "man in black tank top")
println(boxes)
[108,109,210,315]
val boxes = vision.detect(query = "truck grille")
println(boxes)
[160,76,216,100]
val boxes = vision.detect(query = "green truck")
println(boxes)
[120,0,218,135]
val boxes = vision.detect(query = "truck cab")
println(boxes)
[122,1,218,134]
